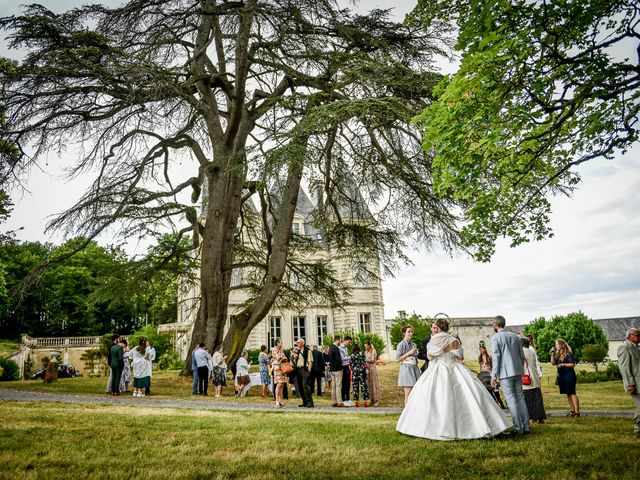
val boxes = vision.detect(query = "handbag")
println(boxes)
[280,361,294,375]
[239,374,251,386]
[522,365,532,385]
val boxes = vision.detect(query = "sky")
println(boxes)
[2,0,639,326]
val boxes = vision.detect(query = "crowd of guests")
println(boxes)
[107,334,156,397]
[188,335,383,409]
[395,321,576,429]
[104,323,640,438]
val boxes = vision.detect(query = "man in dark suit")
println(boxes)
[419,336,431,373]
[329,336,344,407]
[110,336,124,396]
[309,345,324,396]
[292,338,314,408]
[106,334,120,394]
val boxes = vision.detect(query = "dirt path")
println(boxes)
[0,387,634,417]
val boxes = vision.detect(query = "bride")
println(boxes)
[396,317,512,440]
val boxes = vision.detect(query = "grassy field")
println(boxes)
[0,339,19,358]
[0,401,638,480]
[1,360,633,410]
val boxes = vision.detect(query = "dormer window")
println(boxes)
[292,221,304,235]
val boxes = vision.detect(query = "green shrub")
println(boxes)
[128,325,172,358]
[606,361,621,380]
[22,355,34,380]
[582,344,608,371]
[80,349,104,376]
[389,314,431,348]
[323,330,386,357]
[157,350,185,371]
[0,358,20,381]
[246,349,261,365]
[577,370,610,383]
[524,312,608,362]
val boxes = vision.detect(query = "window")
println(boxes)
[292,316,306,343]
[358,312,372,333]
[292,222,301,234]
[268,316,281,348]
[230,268,243,287]
[316,315,328,345]
[354,263,369,287]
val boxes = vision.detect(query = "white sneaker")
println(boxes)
[140,393,145,397]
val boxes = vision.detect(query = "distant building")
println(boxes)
[594,317,639,360]
[385,316,496,361]
[161,186,386,359]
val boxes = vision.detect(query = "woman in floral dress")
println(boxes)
[270,339,288,408]
[350,344,369,407]
[258,344,270,398]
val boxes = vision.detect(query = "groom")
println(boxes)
[490,315,530,435]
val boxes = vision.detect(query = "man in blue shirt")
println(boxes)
[191,344,201,395]
[193,343,211,395]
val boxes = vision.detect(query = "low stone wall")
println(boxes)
[10,335,106,379]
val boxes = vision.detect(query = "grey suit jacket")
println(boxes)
[617,341,640,391]
[491,329,525,380]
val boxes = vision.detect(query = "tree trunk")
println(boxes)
[222,149,305,366]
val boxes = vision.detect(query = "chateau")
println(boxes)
[159,187,386,359]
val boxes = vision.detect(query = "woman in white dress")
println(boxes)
[132,339,152,398]
[396,318,512,440]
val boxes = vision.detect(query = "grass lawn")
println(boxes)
[0,402,638,480]
[0,339,19,358]
[1,360,633,410]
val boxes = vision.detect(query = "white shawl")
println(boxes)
[427,332,464,360]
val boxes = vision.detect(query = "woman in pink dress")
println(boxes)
[364,341,381,407]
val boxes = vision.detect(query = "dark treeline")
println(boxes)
[0,234,193,339]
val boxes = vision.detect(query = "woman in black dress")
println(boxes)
[550,339,580,417]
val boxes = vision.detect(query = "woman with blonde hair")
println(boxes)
[364,340,381,407]
[550,338,580,417]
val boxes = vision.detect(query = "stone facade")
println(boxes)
[164,187,386,359]
[385,316,495,361]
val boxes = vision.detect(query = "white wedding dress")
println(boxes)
[396,332,512,441]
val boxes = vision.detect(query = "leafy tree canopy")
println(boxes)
[389,313,431,348]
[410,0,639,261]
[524,311,608,362]
[0,0,463,364]
[0,234,190,339]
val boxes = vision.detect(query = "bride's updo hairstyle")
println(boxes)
[432,312,450,332]
[433,317,449,332]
